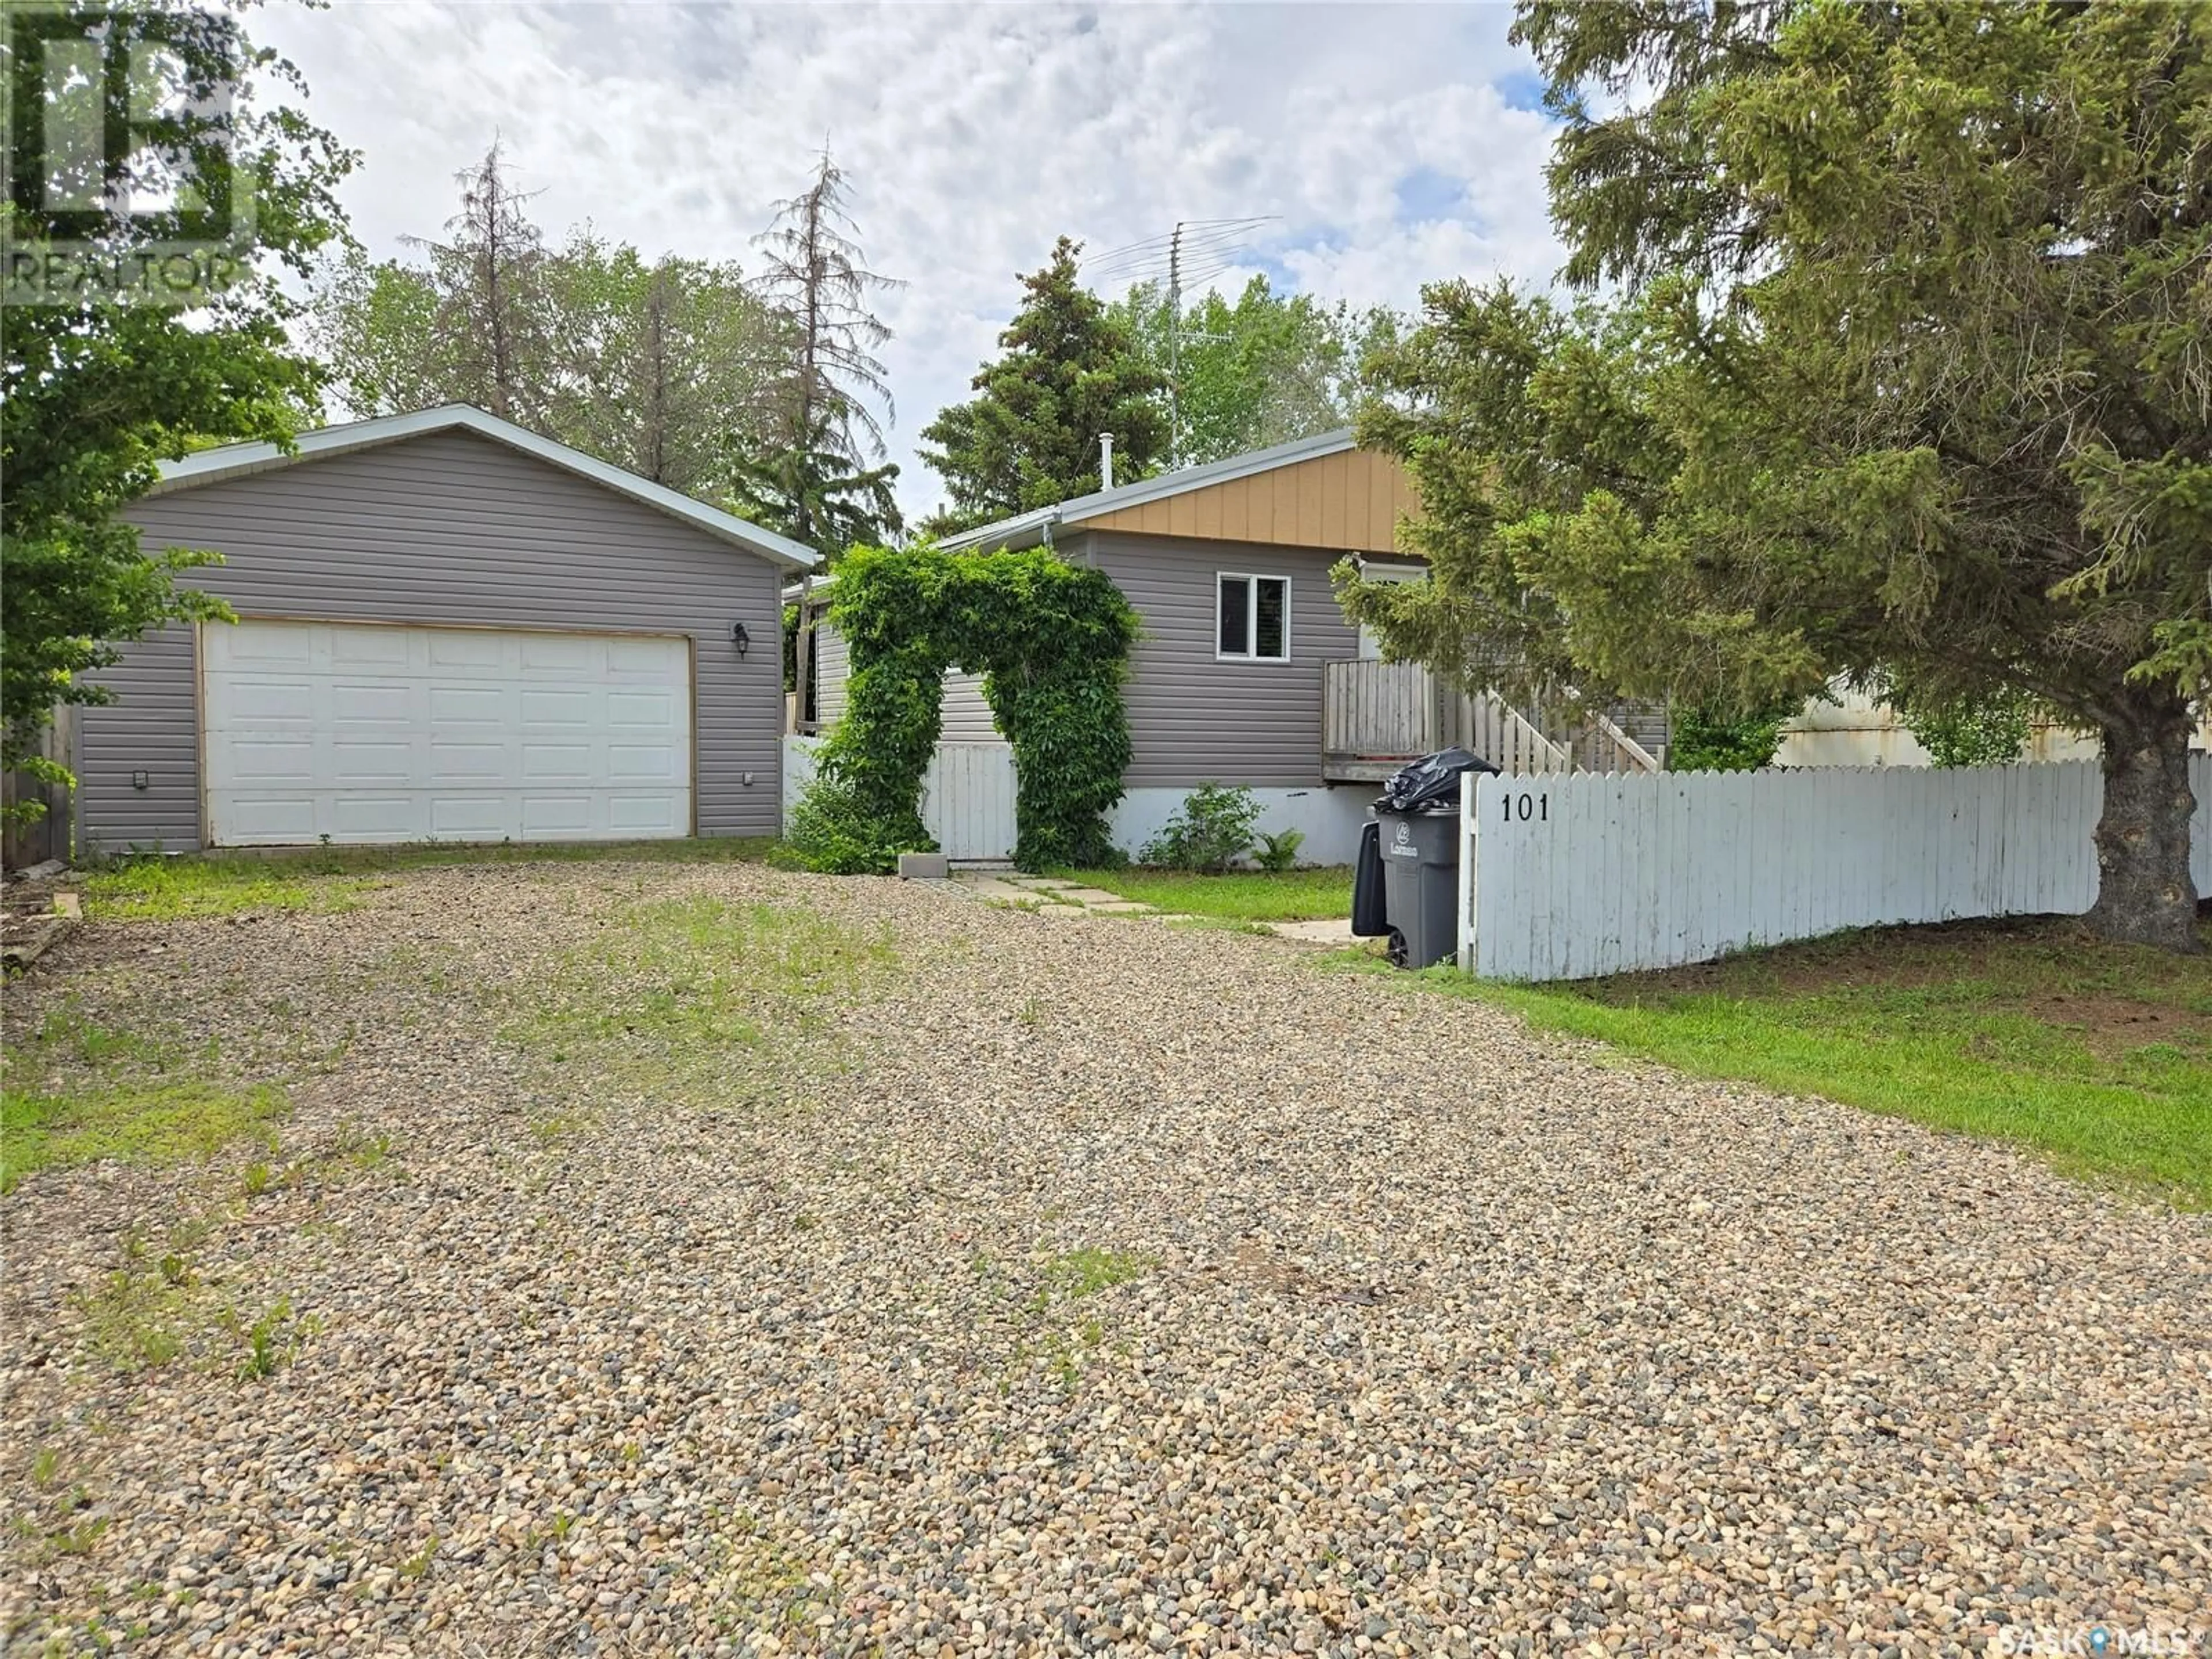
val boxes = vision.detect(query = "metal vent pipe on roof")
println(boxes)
[1099,432,1114,492]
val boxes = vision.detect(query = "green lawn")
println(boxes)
[84,838,777,920]
[1335,917,2212,1209]
[1070,865,1353,922]
[0,1003,286,1193]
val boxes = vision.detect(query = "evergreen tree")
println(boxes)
[1341,1,2212,950]
[726,408,902,559]
[920,237,1167,535]
[406,138,550,423]
[732,151,902,554]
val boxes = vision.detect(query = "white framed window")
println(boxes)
[1217,573,1290,662]
[1354,561,1426,660]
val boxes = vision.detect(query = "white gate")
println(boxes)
[781,736,1017,863]
[922,743,1018,861]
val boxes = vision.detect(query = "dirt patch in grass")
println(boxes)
[1579,914,2212,1043]
[2017,993,2212,1058]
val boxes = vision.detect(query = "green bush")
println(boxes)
[1252,827,1306,873]
[782,777,912,876]
[1140,785,1261,872]
[1900,687,2034,767]
[1668,697,1800,772]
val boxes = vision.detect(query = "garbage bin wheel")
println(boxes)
[1385,927,1408,969]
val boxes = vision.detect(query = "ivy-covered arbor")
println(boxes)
[787,543,1139,873]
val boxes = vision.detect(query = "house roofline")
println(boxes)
[149,404,821,572]
[936,426,1358,552]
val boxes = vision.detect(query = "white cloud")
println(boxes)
[257,1,1563,523]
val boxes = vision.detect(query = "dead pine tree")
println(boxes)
[409,138,550,423]
[734,151,904,730]
[737,150,903,555]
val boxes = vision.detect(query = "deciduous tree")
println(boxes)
[314,212,781,505]
[541,235,782,499]
[1110,275,1394,465]
[1,1,354,808]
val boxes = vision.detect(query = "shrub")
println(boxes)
[1140,785,1261,872]
[1252,827,1305,872]
[781,777,912,876]
[1668,697,1801,772]
[1900,688,2034,767]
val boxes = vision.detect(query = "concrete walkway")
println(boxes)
[953,872,1161,917]
[950,870,1358,945]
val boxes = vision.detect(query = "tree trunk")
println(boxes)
[2086,685,2200,952]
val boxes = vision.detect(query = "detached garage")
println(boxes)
[77,405,815,853]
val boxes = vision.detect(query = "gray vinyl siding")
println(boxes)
[815,624,850,728]
[82,428,786,851]
[1075,530,1360,787]
[940,673,999,742]
[811,626,999,742]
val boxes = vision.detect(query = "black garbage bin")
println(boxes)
[1362,747,1496,969]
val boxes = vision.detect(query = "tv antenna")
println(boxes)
[1081,216,1280,465]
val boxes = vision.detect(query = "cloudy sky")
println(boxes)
[257,2,1565,522]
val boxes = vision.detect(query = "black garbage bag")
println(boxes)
[1350,821,1389,937]
[1376,746,1497,814]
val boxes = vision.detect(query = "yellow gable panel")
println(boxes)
[1081,448,1419,554]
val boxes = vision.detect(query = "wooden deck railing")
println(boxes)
[1322,660,1434,763]
[1443,692,1574,774]
[1322,659,1660,779]
[1574,708,1665,775]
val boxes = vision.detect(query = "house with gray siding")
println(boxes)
[800,429,1429,863]
[78,405,814,854]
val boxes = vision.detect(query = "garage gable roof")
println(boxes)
[149,404,821,572]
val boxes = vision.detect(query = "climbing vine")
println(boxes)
[786,543,1138,873]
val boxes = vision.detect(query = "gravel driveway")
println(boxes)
[2,859,2206,1657]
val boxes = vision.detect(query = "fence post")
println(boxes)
[1457,767,1476,972]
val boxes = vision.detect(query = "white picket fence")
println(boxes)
[1459,756,2212,981]
[782,735,1018,861]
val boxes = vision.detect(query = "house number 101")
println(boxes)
[1502,791,1548,823]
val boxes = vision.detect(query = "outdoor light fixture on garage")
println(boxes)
[730,620,752,656]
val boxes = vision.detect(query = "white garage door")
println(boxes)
[202,619,692,846]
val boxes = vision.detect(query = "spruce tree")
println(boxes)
[920,237,1167,535]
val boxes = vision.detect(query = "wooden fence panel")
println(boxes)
[2,707,74,869]
[781,734,1017,862]
[1461,761,2175,980]
[1324,661,1431,759]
